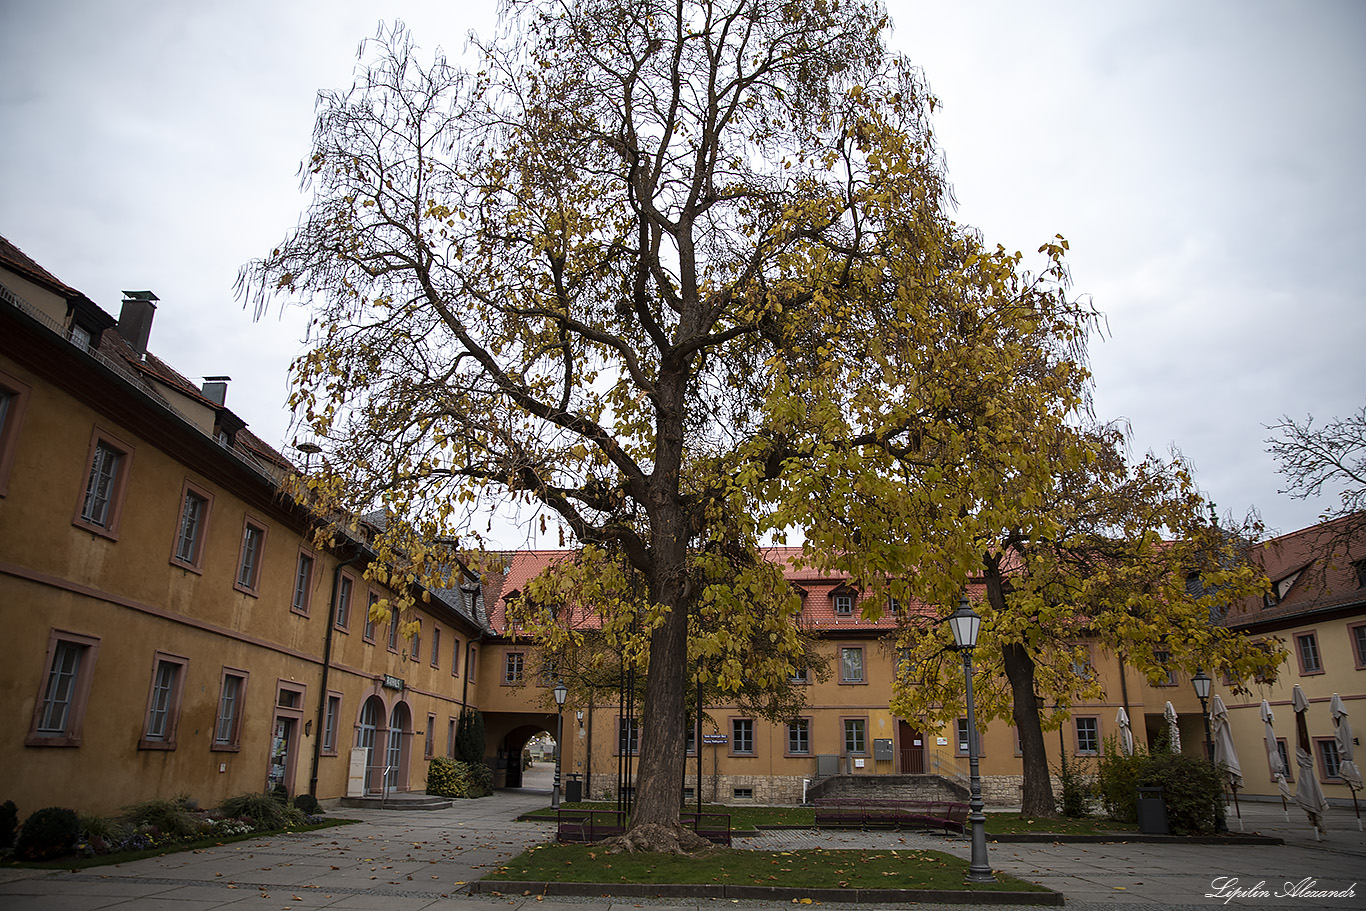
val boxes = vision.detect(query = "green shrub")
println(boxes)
[0,800,17,851]
[426,757,465,798]
[1097,736,1147,823]
[15,807,80,861]
[1138,751,1225,835]
[293,793,320,815]
[1055,753,1095,818]
[455,708,485,766]
[426,757,494,799]
[216,792,303,831]
[78,813,126,854]
[467,760,494,797]
[122,794,204,840]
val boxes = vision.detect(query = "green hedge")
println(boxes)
[426,757,494,798]
[1097,737,1226,835]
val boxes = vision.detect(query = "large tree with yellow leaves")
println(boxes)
[887,423,1283,816]
[242,0,1096,846]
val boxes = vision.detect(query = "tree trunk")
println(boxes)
[631,574,688,830]
[616,363,697,848]
[1002,642,1057,817]
[985,555,1057,817]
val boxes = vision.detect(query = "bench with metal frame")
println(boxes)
[814,797,968,835]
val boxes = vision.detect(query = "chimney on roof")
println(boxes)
[117,291,159,358]
[201,376,231,406]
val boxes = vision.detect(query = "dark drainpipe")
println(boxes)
[310,547,365,797]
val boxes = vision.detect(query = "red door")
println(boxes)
[898,720,925,773]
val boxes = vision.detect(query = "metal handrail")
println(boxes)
[364,763,395,799]
[928,748,970,785]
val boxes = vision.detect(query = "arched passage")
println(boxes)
[500,722,554,789]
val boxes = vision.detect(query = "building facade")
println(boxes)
[5,234,1360,819]
[484,549,1228,807]
[1220,520,1365,805]
[0,236,489,818]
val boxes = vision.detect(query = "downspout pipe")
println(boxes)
[310,546,365,797]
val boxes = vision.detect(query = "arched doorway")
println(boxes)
[386,701,412,792]
[500,723,553,789]
[357,695,384,795]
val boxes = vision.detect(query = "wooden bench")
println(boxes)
[814,797,968,834]
[556,808,732,845]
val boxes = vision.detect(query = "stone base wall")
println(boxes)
[979,774,1063,806]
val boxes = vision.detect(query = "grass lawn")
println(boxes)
[487,843,1049,892]
[9,818,358,871]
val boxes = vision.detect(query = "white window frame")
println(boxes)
[27,630,101,747]
[234,517,267,594]
[290,548,316,615]
[212,667,249,751]
[840,646,865,683]
[73,428,134,538]
[139,652,188,750]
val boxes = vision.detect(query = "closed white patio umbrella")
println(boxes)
[1163,701,1181,753]
[1210,694,1243,829]
[1292,684,1329,839]
[1261,699,1291,821]
[1116,707,1134,757]
[1331,693,1362,830]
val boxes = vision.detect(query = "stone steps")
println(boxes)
[339,792,453,811]
[806,774,968,804]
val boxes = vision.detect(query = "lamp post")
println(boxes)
[552,681,568,809]
[948,595,994,883]
[1190,667,1225,833]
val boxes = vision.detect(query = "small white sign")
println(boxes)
[936,737,948,746]
[854,758,865,768]
[913,739,922,746]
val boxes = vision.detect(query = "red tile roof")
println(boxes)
[489,547,944,635]
[1226,515,1366,628]
[0,234,91,303]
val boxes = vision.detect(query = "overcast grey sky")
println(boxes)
[2,0,1362,545]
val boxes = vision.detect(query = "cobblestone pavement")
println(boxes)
[0,793,1361,910]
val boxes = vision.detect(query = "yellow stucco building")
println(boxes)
[4,233,1360,822]
[0,236,490,817]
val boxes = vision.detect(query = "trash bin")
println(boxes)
[1136,786,1169,835]
[564,774,582,804]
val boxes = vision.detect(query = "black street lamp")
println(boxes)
[948,595,994,883]
[1190,667,1225,833]
[552,681,568,809]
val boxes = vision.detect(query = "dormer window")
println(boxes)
[835,593,852,616]
[69,324,91,350]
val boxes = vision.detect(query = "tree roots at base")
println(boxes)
[599,822,714,855]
